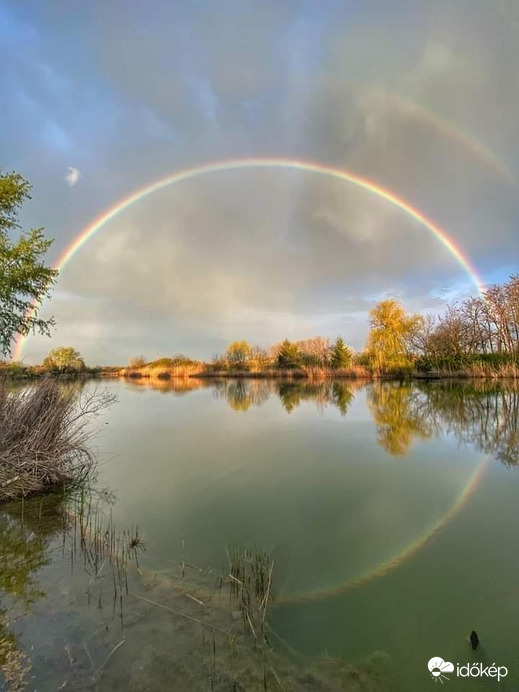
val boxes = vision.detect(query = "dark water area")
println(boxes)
[1,379,518,690]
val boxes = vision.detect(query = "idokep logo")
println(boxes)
[428,657,454,683]
[427,657,509,683]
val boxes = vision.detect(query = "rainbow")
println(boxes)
[358,88,516,186]
[279,456,490,604]
[13,157,486,360]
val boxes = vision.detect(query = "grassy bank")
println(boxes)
[0,361,120,380]
[414,354,519,379]
[197,364,371,379]
[7,356,518,383]
[120,357,205,380]
[120,359,518,381]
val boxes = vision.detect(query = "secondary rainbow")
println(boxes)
[13,157,486,360]
[359,88,516,186]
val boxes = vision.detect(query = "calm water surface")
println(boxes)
[1,378,518,690]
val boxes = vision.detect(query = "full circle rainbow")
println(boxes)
[13,157,485,361]
[13,157,490,591]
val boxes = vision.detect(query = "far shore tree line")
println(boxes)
[3,275,518,379]
[137,275,518,376]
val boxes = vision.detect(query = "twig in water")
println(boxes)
[129,593,228,635]
[94,638,126,678]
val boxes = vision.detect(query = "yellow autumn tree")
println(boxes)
[225,340,252,369]
[366,299,422,373]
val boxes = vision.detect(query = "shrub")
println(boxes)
[0,379,114,501]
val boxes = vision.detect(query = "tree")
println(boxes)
[330,336,353,368]
[225,340,252,369]
[276,339,302,369]
[248,345,272,371]
[295,336,330,366]
[366,299,421,371]
[0,170,58,355]
[43,347,85,372]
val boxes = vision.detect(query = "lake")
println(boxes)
[1,378,518,690]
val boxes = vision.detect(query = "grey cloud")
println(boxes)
[3,0,519,362]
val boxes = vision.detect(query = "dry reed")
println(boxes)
[0,379,115,502]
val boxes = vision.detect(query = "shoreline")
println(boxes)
[123,369,518,381]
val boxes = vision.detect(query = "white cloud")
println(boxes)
[65,166,81,186]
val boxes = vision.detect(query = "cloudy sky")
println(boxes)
[2,0,518,364]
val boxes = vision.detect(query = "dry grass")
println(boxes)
[414,362,519,379]
[121,358,204,380]
[198,365,371,379]
[0,379,115,502]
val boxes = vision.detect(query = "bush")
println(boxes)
[0,380,114,501]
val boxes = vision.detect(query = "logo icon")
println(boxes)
[428,657,454,683]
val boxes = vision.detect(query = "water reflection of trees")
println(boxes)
[212,379,274,411]
[124,377,210,395]
[367,381,519,463]
[213,379,358,415]
[213,378,518,465]
[0,495,68,689]
[277,381,356,415]
[367,383,434,455]
[416,382,519,466]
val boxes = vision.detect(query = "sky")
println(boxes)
[1,0,518,365]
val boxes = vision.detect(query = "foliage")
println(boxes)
[148,355,199,368]
[43,346,85,372]
[276,339,302,369]
[0,170,58,356]
[0,360,29,378]
[330,336,353,368]
[366,299,421,372]
[225,340,252,369]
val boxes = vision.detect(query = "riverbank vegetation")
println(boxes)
[0,380,114,502]
[118,276,518,380]
[120,355,204,379]
[6,276,519,382]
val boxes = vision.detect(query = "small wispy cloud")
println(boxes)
[65,166,81,186]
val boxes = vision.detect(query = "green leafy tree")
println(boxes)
[43,346,85,372]
[276,339,302,369]
[0,170,58,355]
[330,336,353,368]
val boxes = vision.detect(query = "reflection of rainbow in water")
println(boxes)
[13,157,485,360]
[280,456,490,604]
